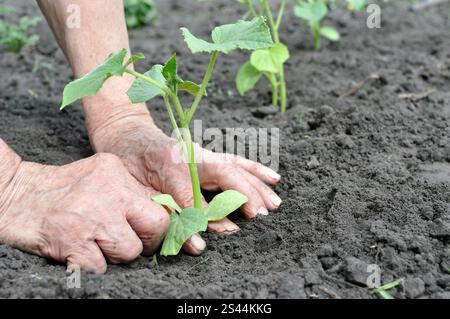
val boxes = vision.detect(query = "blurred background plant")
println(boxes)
[294,0,366,51]
[0,4,41,53]
[124,0,157,29]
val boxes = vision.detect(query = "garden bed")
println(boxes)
[0,0,449,298]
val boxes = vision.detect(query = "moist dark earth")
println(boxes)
[0,0,449,299]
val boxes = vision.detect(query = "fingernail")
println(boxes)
[225,224,240,234]
[265,168,281,181]
[190,234,206,251]
[257,207,269,216]
[270,194,282,208]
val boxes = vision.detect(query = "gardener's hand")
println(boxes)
[89,113,282,255]
[0,153,169,273]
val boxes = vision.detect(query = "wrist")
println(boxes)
[0,139,22,196]
[82,75,152,136]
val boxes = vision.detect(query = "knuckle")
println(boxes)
[117,239,143,262]
[151,208,170,233]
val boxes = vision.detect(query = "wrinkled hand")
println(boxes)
[90,114,282,255]
[0,153,169,273]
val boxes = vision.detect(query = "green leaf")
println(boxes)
[250,43,289,73]
[162,53,177,80]
[236,61,262,96]
[320,26,340,41]
[61,49,128,109]
[151,194,182,212]
[126,52,145,66]
[205,190,248,221]
[124,0,156,29]
[0,5,16,14]
[178,81,205,97]
[180,17,273,54]
[160,208,208,256]
[162,53,182,91]
[19,16,42,30]
[347,0,366,11]
[127,64,167,103]
[294,0,328,24]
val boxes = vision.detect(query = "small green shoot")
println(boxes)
[0,8,41,53]
[235,0,289,113]
[151,254,159,268]
[372,279,403,299]
[60,17,273,256]
[124,0,156,29]
[294,0,366,51]
[294,0,339,51]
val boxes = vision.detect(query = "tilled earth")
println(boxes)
[0,0,449,298]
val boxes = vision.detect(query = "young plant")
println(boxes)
[294,0,339,51]
[60,17,274,256]
[235,0,289,113]
[294,0,366,51]
[124,0,156,29]
[0,7,41,53]
[372,279,403,299]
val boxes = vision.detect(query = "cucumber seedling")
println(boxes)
[294,0,366,51]
[0,5,41,53]
[60,17,274,256]
[124,0,156,29]
[236,0,289,113]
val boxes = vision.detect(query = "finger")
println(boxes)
[215,166,268,219]
[96,218,143,264]
[232,155,281,185]
[182,234,206,256]
[243,170,282,210]
[208,217,240,235]
[66,243,107,274]
[127,198,170,256]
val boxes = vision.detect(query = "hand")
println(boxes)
[0,153,169,273]
[89,113,282,255]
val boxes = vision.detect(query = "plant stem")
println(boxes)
[263,0,287,112]
[125,68,170,95]
[171,93,186,126]
[276,0,286,30]
[263,0,280,43]
[185,50,218,124]
[163,96,184,147]
[266,73,278,106]
[181,122,202,209]
[278,67,287,112]
[247,0,258,17]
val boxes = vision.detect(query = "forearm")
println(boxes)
[0,139,22,195]
[37,0,155,135]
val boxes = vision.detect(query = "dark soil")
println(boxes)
[1,0,449,299]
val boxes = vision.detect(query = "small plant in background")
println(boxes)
[60,17,274,256]
[124,0,157,29]
[294,0,366,51]
[236,0,289,113]
[294,0,339,51]
[0,5,41,53]
[372,279,403,299]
